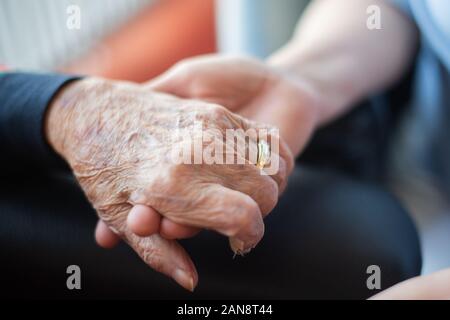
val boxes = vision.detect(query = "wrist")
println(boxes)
[252,63,321,157]
[268,53,356,127]
[45,78,87,159]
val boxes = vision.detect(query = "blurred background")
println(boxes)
[0,0,308,78]
[1,0,449,279]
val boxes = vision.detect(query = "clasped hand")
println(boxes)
[46,57,309,290]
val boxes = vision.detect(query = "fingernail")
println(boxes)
[229,237,245,254]
[173,268,195,292]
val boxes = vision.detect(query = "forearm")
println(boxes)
[268,0,418,126]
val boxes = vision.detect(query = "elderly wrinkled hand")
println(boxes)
[46,77,292,291]
[94,55,320,260]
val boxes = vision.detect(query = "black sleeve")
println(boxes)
[0,72,81,175]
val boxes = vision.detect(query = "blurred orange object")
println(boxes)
[64,0,216,82]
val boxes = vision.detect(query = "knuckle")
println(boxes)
[263,179,279,212]
[247,175,279,216]
[191,103,236,132]
[191,106,211,122]
[226,195,260,236]
[206,104,229,121]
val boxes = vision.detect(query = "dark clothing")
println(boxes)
[0,72,421,299]
[0,73,79,171]
[0,166,421,299]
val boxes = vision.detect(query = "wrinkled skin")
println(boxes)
[46,77,293,290]
[96,55,320,251]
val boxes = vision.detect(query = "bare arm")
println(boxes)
[143,0,419,157]
[370,268,450,300]
[269,0,419,125]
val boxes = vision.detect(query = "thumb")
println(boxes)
[123,230,198,292]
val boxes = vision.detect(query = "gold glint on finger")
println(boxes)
[256,140,270,169]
